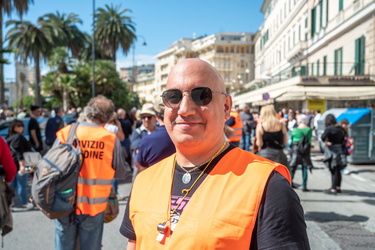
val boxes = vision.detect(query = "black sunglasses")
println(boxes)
[161,87,227,109]
[141,115,153,120]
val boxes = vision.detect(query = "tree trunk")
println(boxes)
[0,12,5,104]
[63,85,68,112]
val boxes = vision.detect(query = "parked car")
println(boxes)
[62,114,76,125]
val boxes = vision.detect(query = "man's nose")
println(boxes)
[178,92,196,115]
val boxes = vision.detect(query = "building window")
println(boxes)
[323,56,327,76]
[311,7,316,37]
[326,0,329,23]
[354,36,365,75]
[334,47,343,75]
[319,1,323,28]
[317,59,320,76]
[339,0,344,11]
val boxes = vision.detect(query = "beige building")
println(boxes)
[154,32,256,97]
[234,0,375,111]
[5,62,36,107]
[133,70,156,103]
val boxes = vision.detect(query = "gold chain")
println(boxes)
[178,159,209,173]
[169,140,227,217]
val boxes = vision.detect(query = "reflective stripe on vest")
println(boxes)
[228,111,243,142]
[76,196,108,204]
[78,177,113,186]
[56,124,116,216]
[129,149,291,249]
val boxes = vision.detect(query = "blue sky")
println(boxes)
[3,0,264,81]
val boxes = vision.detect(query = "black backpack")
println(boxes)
[31,123,83,219]
[298,133,310,155]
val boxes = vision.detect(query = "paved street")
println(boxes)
[4,144,375,249]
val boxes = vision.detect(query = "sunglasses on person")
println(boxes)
[161,87,227,109]
[141,115,154,120]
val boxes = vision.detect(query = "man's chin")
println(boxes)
[172,134,203,146]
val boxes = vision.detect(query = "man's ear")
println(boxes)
[224,95,232,120]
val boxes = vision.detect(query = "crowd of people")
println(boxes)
[0,58,354,249]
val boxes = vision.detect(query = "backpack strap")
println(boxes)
[66,123,80,145]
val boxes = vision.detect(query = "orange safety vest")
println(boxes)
[56,124,116,216]
[228,110,243,142]
[129,148,291,249]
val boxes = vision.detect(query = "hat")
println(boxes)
[153,97,165,114]
[140,103,156,116]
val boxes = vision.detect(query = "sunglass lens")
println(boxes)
[164,90,182,107]
[191,87,212,106]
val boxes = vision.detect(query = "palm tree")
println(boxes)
[95,4,136,63]
[79,33,112,62]
[0,49,13,64]
[6,19,54,106]
[41,12,86,58]
[0,0,34,104]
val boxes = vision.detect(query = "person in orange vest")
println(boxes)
[225,108,243,147]
[54,95,129,250]
[120,59,309,249]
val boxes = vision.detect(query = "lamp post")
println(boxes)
[91,0,96,98]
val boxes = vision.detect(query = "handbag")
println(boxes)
[104,187,119,223]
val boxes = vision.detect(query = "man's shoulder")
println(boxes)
[134,155,174,179]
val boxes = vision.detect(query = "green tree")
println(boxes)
[95,4,136,63]
[6,19,55,106]
[79,33,112,62]
[43,47,77,110]
[73,60,134,109]
[41,11,86,58]
[0,0,34,104]
[0,49,12,64]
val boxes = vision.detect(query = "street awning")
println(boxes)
[233,84,375,107]
[275,86,375,101]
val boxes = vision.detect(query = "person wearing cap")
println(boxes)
[130,103,158,155]
[134,99,176,173]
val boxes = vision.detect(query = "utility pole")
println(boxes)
[91,0,96,98]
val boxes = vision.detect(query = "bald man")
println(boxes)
[120,59,310,249]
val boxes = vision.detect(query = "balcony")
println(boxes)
[286,41,307,62]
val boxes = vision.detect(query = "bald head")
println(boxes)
[167,59,226,92]
[117,108,126,119]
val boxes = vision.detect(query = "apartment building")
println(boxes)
[154,32,256,97]
[5,62,36,107]
[233,0,375,112]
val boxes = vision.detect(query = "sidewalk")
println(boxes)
[293,145,375,249]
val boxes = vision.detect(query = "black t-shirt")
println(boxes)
[120,145,310,249]
[321,125,346,145]
[119,118,133,139]
[28,117,43,151]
